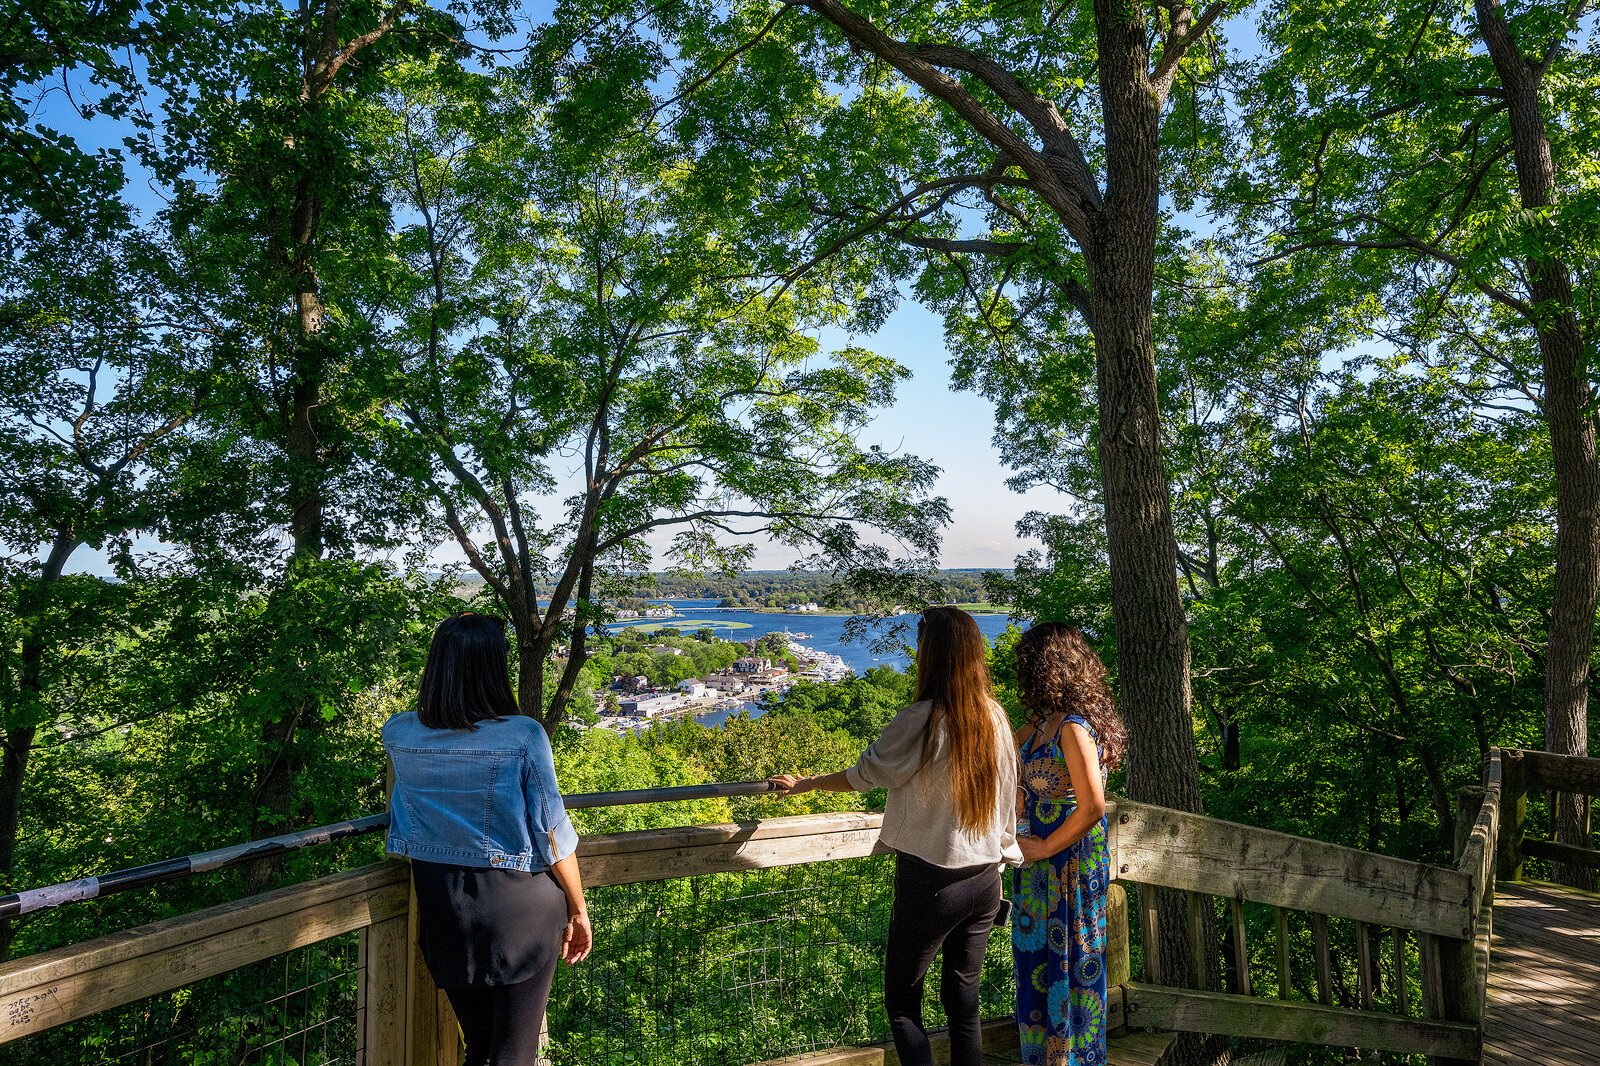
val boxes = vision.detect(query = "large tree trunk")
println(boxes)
[1090,12,1220,1061]
[1476,0,1598,890]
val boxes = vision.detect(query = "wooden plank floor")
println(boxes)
[1485,879,1600,1066]
[980,1032,1174,1066]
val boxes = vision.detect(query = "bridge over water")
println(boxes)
[0,747,1596,1064]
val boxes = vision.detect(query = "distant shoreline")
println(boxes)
[734,603,1010,616]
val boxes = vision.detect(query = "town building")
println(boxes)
[620,694,683,718]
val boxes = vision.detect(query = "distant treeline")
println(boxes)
[544,570,1006,612]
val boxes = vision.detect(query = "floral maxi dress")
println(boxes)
[1012,715,1110,1066]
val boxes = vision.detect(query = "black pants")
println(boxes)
[442,972,558,1066]
[884,852,1002,1066]
[411,862,566,1066]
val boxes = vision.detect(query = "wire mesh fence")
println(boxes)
[547,853,1017,1066]
[0,856,1021,1066]
[0,931,361,1066]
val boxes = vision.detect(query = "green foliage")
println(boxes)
[4,1,1600,1061]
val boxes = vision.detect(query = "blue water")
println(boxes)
[605,598,1017,673]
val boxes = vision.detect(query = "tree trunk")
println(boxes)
[546,559,597,729]
[246,137,330,895]
[1221,716,1241,774]
[0,726,37,962]
[0,533,77,958]
[518,631,546,721]
[1476,0,1598,890]
[1089,12,1219,1059]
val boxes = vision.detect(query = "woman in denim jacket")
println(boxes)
[384,613,590,1066]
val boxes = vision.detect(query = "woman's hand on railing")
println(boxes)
[769,773,811,795]
[562,910,592,964]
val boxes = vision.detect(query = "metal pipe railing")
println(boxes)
[0,779,782,919]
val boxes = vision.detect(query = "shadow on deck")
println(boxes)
[1485,879,1600,1065]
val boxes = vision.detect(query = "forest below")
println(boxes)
[2,0,1597,1055]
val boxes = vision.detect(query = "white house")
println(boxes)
[621,694,682,718]
[733,656,772,673]
[678,679,707,698]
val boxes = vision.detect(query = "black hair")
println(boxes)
[417,614,519,729]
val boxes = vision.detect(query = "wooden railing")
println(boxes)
[1113,794,1484,1064]
[1493,747,1600,880]
[0,792,1506,1065]
[0,810,890,1063]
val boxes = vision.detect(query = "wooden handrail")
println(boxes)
[1512,747,1600,794]
[0,864,408,1044]
[1112,800,1473,939]
[0,811,889,1047]
[1496,747,1600,878]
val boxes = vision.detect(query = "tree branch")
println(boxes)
[1151,2,1225,96]
[793,0,1098,239]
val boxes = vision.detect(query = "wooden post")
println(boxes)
[1498,752,1526,882]
[1356,921,1373,1011]
[1311,914,1332,1006]
[1186,892,1207,992]
[1139,884,1160,982]
[1392,928,1409,1017]
[1107,883,1131,990]
[1229,897,1251,997]
[1421,929,1481,1066]
[1274,907,1290,1000]
[405,874,462,1066]
[1454,788,1484,863]
[358,916,408,1066]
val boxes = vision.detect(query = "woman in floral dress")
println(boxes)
[1011,624,1127,1066]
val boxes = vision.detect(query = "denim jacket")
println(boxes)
[382,711,579,872]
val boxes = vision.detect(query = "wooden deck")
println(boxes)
[978,1031,1174,1065]
[762,1021,1174,1065]
[1484,879,1600,1065]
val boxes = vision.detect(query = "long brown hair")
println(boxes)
[1014,623,1127,771]
[914,606,1009,834]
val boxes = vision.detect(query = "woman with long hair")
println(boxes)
[771,606,1021,1066]
[383,613,591,1066]
[1010,623,1126,1066]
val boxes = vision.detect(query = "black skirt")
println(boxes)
[410,860,568,988]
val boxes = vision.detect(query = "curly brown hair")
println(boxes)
[1014,623,1127,772]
